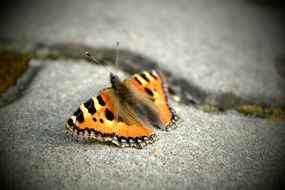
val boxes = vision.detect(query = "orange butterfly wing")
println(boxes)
[124,70,179,131]
[65,87,157,148]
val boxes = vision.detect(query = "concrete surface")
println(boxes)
[0,0,285,189]
[0,60,284,190]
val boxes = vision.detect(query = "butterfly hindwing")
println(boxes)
[65,88,157,148]
[124,70,179,131]
[113,121,157,148]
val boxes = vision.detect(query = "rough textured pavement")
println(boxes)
[0,60,284,190]
[0,0,285,190]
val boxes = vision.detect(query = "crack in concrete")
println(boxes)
[0,41,284,121]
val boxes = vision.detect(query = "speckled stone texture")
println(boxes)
[0,60,284,190]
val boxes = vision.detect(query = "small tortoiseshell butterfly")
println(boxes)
[65,45,180,148]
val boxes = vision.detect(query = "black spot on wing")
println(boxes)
[77,114,84,123]
[134,77,142,85]
[83,98,92,108]
[117,136,127,143]
[67,118,74,126]
[144,87,154,96]
[93,118,97,122]
[84,98,96,114]
[73,108,81,116]
[97,95,106,106]
[149,71,157,79]
[100,119,104,123]
[74,108,84,123]
[140,73,150,82]
[105,108,114,121]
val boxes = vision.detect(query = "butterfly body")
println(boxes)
[65,70,179,148]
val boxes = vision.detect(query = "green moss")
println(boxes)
[0,52,31,95]
[236,105,285,122]
[203,104,220,112]
[236,105,263,115]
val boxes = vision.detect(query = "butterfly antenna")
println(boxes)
[115,41,120,74]
[85,51,111,74]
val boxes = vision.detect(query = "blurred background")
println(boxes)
[0,0,285,108]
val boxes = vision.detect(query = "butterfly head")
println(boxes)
[110,72,121,86]
[110,72,123,91]
[110,72,130,97]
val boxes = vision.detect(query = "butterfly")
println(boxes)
[65,52,180,148]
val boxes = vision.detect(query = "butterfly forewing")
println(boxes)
[66,88,117,141]
[124,70,179,130]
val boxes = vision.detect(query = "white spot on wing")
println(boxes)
[151,70,159,77]
[71,116,76,123]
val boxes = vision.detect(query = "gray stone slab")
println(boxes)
[0,60,284,190]
[0,0,284,105]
